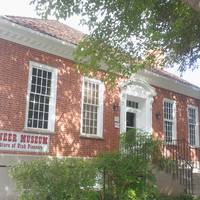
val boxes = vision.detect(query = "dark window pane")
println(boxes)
[38,121,43,128]
[32,76,36,84]
[33,120,38,128]
[28,111,33,118]
[39,104,44,111]
[30,94,34,101]
[32,68,37,75]
[43,71,47,78]
[47,87,50,95]
[86,127,89,134]
[27,119,32,127]
[34,111,38,119]
[48,72,52,79]
[31,85,36,92]
[38,69,42,76]
[42,79,47,86]
[47,80,51,87]
[39,112,43,119]
[34,103,39,110]
[35,95,39,102]
[40,96,44,103]
[42,87,46,94]
[94,121,97,127]
[43,121,48,129]
[126,112,136,128]
[29,102,33,110]
[45,105,49,112]
[45,97,49,104]
[36,86,41,93]
[37,77,42,85]
[44,113,48,120]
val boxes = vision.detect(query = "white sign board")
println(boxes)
[0,131,50,153]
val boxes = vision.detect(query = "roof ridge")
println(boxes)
[4,15,85,36]
[5,15,56,22]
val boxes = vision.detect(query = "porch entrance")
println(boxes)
[120,77,156,134]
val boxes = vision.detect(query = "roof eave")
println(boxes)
[138,70,200,99]
[0,16,76,61]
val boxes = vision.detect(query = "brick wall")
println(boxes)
[0,38,120,157]
[1,38,200,158]
[152,85,200,142]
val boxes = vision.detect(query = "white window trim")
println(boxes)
[187,105,199,147]
[163,98,177,142]
[80,76,104,138]
[24,61,58,134]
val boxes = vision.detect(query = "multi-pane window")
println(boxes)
[25,62,57,132]
[81,77,104,136]
[163,99,176,143]
[126,100,139,109]
[188,106,199,146]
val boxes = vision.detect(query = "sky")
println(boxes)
[0,0,200,87]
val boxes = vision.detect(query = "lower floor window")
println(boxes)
[188,106,199,146]
[25,61,57,132]
[164,121,173,143]
[163,99,176,143]
[81,77,104,137]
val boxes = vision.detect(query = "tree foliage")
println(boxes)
[30,0,200,80]
[31,0,200,81]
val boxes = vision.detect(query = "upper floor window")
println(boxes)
[81,77,104,137]
[188,106,199,146]
[163,99,176,143]
[25,61,57,133]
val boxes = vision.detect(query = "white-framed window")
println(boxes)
[25,61,58,133]
[80,77,104,137]
[188,105,199,146]
[163,99,176,143]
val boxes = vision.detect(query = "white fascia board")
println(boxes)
[0,16,75,61]
[137,70,200,100]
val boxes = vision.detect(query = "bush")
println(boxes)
[96,129,160,200]
[9,129,169,200]
[10,158,98,200]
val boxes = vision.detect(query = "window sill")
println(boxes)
[23,128,55,135]
[80,134,104,140]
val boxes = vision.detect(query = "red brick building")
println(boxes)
[1,16,200,198]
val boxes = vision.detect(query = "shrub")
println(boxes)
[96,129,160,200]
[9,129,165,200]
[10,158,98,200]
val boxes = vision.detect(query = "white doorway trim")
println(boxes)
[120,77,156,134]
